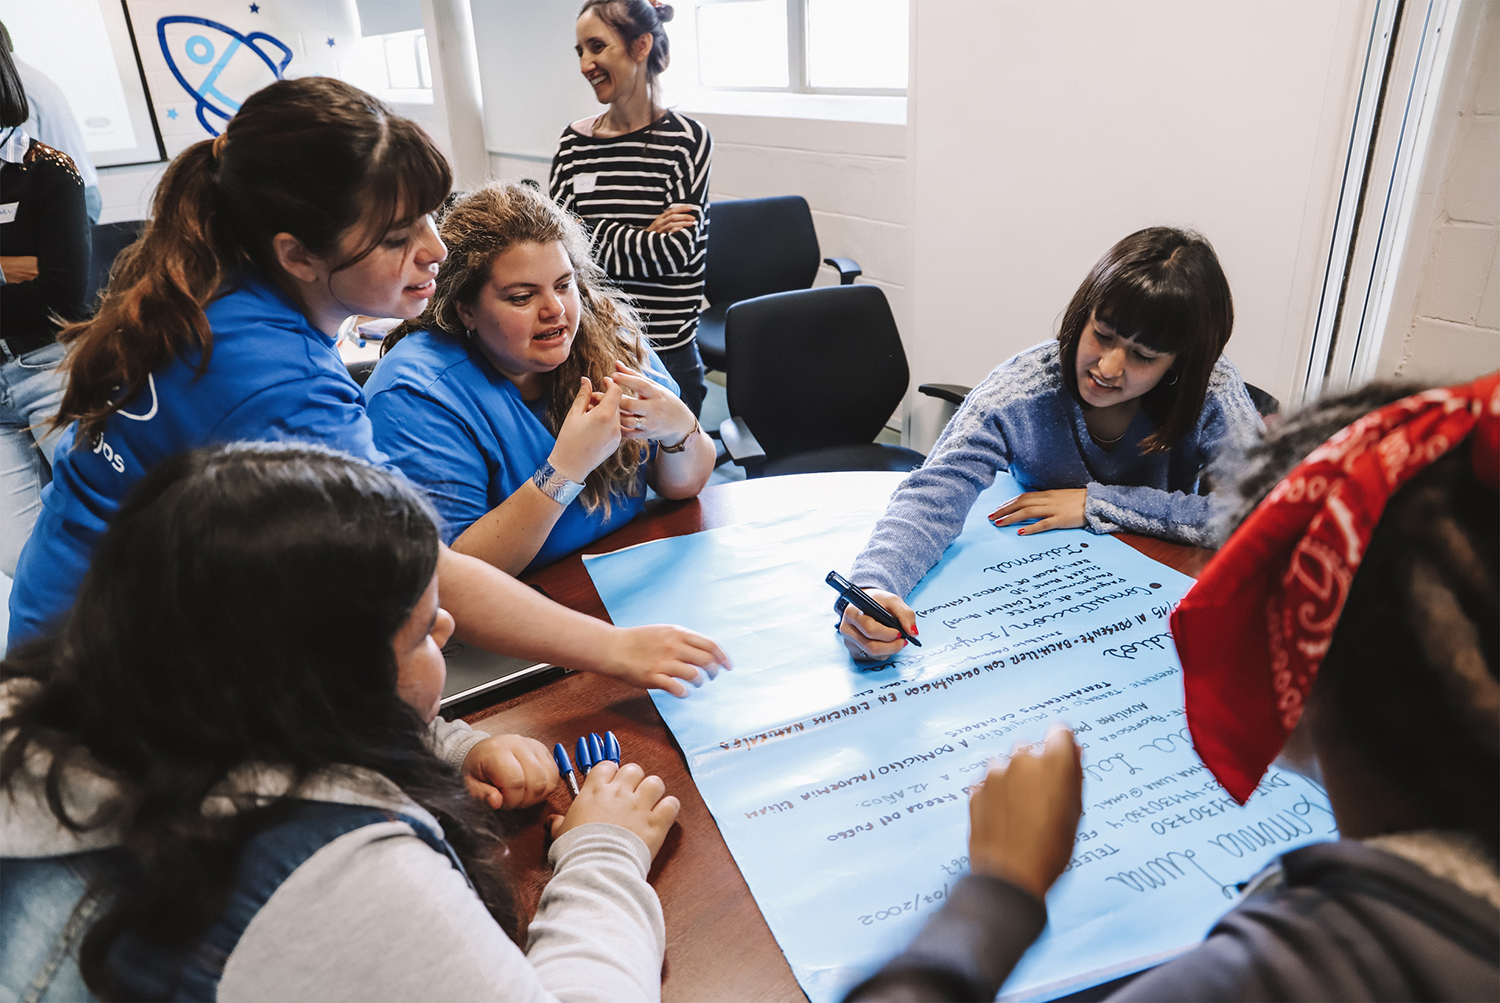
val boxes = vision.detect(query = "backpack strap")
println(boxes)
[110,800,467,1001]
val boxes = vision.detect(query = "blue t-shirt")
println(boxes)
[8,277,387,648]
[364,329,677,573]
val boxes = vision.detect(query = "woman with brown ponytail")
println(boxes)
[7,77,730,699]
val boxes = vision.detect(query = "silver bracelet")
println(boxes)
[532,460,585,507]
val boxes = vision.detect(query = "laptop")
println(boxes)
[439,641,565,715]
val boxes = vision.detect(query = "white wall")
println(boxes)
[96,161,166,224]
[470,0,597,160]
[1374,0,1500,385]
[692,114,910,332]
[904,0,1373,443]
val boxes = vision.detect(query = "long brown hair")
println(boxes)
[1056,227,1235,453]
[385,182,649,515]
[56,77,451,442]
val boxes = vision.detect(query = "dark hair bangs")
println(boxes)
[333,117,452,275]
[1093,272,1198,356]
[1056,226,1235,452]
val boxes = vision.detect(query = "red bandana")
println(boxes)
[1171,371,1500,804]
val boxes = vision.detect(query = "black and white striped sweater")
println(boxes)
[549,111,712,351]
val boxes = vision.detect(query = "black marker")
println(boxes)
[826,570,921,647]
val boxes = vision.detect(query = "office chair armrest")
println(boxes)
[718,417,767,464]
[918,383,970,406]
[824,257,862,285]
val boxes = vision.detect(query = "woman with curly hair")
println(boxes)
[367,181,714,576]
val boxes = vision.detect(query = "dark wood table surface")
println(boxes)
[464,472,1215,1002]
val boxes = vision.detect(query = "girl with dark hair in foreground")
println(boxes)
[847,374,1499,1001]
[6,75,729,698]
[838,226,1262,660]
[0,443,679,1001]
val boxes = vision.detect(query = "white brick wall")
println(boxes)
[693,112,910,352]
[1378,0,1500,385]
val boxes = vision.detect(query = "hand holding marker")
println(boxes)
[552,731,622,798]
[826,570,921,647]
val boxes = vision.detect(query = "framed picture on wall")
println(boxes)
[123,0,433,159]
[0,0,164,166]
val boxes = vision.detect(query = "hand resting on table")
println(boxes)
[549,760,681,860]
[989,489,1088,536]
[463,733,561,809]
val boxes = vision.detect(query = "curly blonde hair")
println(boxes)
[386,182,649,515]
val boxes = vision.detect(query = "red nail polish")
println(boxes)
[911,624,919,635]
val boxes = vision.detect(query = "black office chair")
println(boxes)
[1244,383,1281,419]
[717,285,926,478]
[697,196,861,373]
[346,359,378,386]
[86,220,147,310]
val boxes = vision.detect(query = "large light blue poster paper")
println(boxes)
[584,472,1335,1001]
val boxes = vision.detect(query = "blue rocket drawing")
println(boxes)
[157,16,293,136]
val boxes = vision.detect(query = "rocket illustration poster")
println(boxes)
[126,1,361,156]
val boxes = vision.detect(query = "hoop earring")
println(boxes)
[1166,369,1179,386]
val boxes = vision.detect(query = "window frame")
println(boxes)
[692,0,907,98]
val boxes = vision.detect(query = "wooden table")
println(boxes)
[464,472,1214,1002]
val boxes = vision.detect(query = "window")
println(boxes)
[686,0,908,95]
[381,30,432,91]
[344,28,434,105]
[348,1,433,105]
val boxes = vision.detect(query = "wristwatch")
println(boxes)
[533,460,585,506]
[660,420,701,453]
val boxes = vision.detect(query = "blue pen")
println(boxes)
[552,743,580,797]
[603,731,622,764]
[587,732,606,768]
[575,735,595,776]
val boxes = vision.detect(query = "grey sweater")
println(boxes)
[850,341,1262,598]
[0,688,666,1003]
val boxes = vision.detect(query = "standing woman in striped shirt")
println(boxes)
[551,0,713,417]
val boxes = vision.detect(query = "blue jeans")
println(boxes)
[656,339,707,419]
[0,341,66,577]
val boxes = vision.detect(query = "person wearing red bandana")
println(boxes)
[847,373,1499,1002]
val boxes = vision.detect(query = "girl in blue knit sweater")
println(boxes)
[840,227,1261,659]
